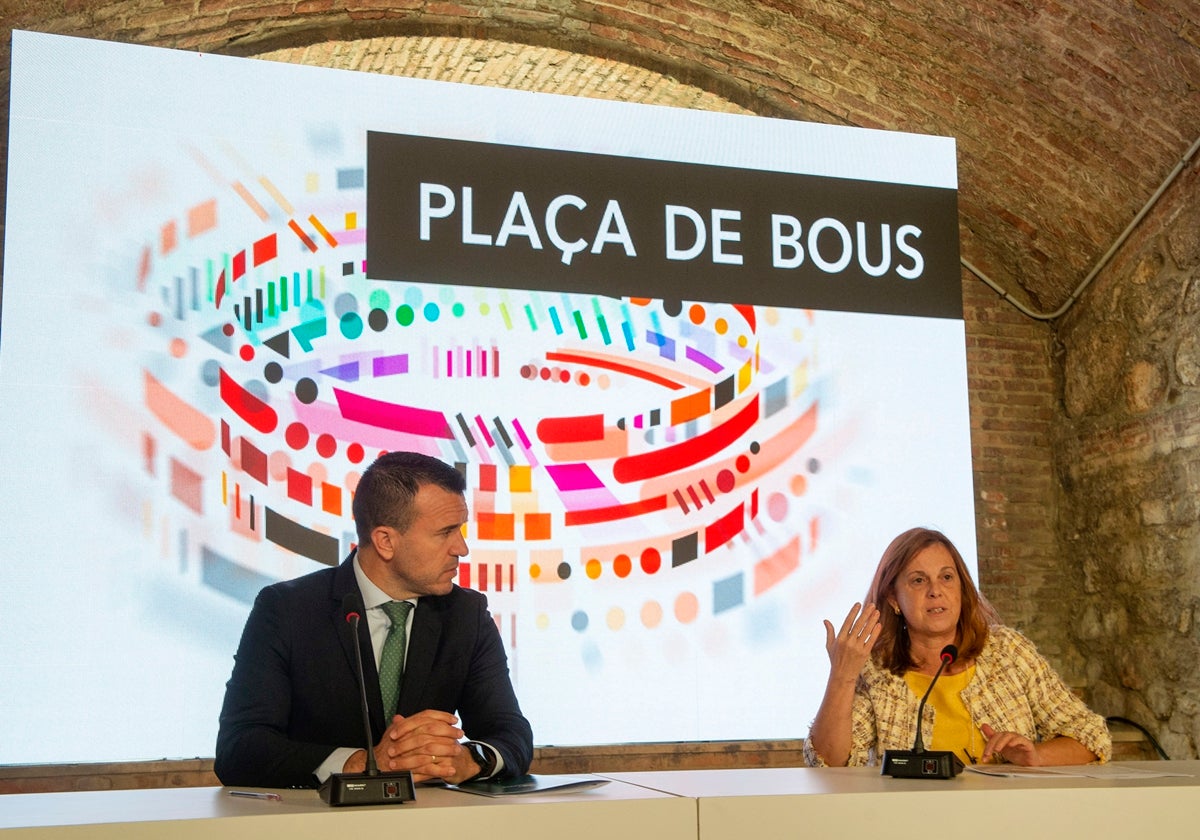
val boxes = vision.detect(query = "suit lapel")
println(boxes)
[398,595,443,715]
[330,554,387,738]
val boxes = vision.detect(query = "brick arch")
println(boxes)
[0,2,839,123]
[254,34,754,115]
[2,1,1197,310]
[0,4,852,249]
[231,17,791,120]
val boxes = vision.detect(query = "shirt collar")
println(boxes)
[352,551,417,610]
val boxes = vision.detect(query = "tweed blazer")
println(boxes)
[804,625,1111,767]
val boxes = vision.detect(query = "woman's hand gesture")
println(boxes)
[823,602,882,683]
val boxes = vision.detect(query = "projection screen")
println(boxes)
[0,31,976,763]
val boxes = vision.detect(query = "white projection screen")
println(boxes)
[0,31,977,764]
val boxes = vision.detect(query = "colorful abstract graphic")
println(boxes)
[134,133,829,660]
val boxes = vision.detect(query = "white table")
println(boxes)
[602,760,1200,839]
[0,777,694,840]
[5,762,1197,839]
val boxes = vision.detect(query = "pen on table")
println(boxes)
[228,790,282,801]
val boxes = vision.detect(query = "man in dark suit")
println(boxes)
[215,451,533,789]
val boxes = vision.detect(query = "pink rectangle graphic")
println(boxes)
[170,457,204,514]
[287,468,313,506]
[239,438,269,485]
[546,463,605,492]
[373,354,409,377]
[333,387,453,438]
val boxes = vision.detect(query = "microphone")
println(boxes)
[319,592,416,806]
[344,593,382,778]
[881,644,965,779]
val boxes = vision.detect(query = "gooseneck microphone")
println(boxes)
[319,592,417,806]
[912,644,957,753]
[344,593,381,777]
[881,643,965,779]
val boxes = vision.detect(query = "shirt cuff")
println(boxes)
[314,747,360,783]
[470,740,505,778]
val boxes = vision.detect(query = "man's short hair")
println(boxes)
[352,451,466,544]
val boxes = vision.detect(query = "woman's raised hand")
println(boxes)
[823,602,882,681]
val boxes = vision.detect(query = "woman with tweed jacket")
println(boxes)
[804,527,1110,768]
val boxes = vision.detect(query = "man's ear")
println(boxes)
[370,526,395,560]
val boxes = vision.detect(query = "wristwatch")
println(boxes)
[465,741,497,781]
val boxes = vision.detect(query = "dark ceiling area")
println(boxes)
[0,2,1197,321]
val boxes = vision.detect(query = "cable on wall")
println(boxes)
[964,134,1200,323]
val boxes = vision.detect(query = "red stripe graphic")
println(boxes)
[705,502,744,552]
[613,395,759,483]
[565,495,668,525]
[219,368,278,434]
[538,414,605,444]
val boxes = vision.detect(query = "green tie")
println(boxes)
[379,600,413,720]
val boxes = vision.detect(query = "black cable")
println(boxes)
[1105,716,1170,761]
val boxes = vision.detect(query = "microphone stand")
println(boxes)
[319,596,417,805]
[881,644,965,779]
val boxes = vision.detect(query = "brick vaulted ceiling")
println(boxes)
[0,1,1196,318]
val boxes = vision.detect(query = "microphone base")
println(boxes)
[881,749,964,779]
[319,770,416,806]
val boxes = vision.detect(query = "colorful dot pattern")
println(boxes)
[132,130,829,678]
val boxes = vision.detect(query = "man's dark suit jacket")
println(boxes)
[214,556,533,788]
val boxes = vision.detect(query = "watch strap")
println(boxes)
[465,741,498,781]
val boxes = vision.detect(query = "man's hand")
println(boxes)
[343,709,479,782]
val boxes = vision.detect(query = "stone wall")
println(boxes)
[1056,157,1200,759]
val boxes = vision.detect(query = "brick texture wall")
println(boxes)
[962,277,1062,648]
[3,1,1196,310]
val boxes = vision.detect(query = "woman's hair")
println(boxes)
[864,527,999,675]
